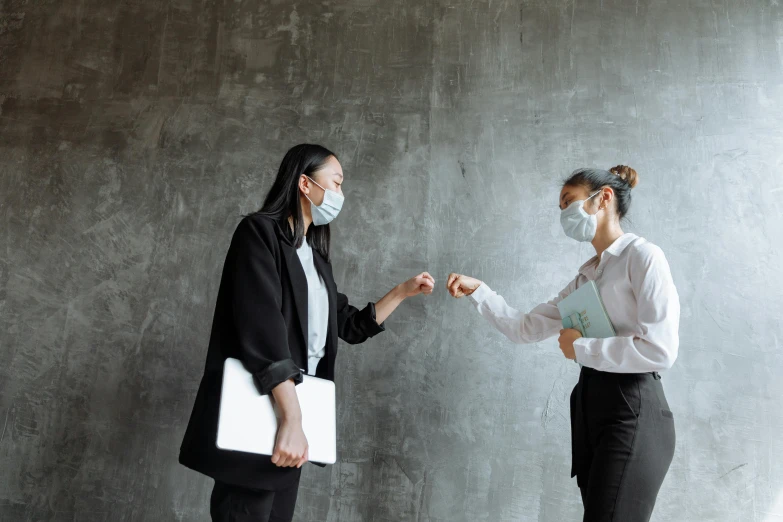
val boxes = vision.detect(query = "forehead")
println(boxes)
[560,184,589,200]
[559,184,593,209]
[314,156,344,179]
[321,156,343,175]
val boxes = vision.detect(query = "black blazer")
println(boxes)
[179,214,385,490]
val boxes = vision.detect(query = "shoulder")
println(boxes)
[232,214,283,252]
[627,237,666,263]
[625,237,672,279]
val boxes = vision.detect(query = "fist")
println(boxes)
[558,328,582,361]
[271,419,309,468]
[400,272,435,297]
[446,273,482,298]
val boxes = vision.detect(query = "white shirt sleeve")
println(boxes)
[573,245,680,372]
[468,277,579,344]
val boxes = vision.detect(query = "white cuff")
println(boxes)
[573,337,595,365]
[468,283,493,305]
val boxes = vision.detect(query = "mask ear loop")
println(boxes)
[306,175,327,192]
[588,189,607,212]
[303,175,325,207]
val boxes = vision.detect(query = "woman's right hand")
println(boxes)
[272,418,309,468]
[446,273,483,298]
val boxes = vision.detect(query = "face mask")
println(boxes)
[305,176,344,226]
[560,190,601,242]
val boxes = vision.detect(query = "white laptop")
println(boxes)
[216,357,337,465]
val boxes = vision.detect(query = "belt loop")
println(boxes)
[652,371,661,380]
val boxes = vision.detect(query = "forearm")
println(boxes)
[373,284,406,325]
[470,284,561,344]
[271,379,302,422]
[573,336,677,372]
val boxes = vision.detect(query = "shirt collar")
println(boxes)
[604,232,639,257]
[578,233,639,275]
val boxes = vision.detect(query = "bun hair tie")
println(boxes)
[608,165,639,189]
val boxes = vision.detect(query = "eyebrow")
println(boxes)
[335,171,344,181]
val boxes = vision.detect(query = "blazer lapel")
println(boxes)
[279,241,309,353]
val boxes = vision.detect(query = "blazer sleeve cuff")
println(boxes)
[361,302,386,337]
[252,358,304,396]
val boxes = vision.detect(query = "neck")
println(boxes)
[290,196,313,235]
[591,219,624,258]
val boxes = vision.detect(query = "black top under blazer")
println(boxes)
[179,213,385,490]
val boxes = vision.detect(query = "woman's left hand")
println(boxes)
[399,272,435,297]
[558,328,582,360]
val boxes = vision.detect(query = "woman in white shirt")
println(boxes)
[447,166,679,522]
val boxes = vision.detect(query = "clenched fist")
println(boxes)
[399,272,435,297]
[272,418,309,468]
[446,273,482,298]
[558,328,582,361]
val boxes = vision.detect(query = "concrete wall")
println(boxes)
[2,0,782,520]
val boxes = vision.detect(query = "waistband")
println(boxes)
[579,366,661,380]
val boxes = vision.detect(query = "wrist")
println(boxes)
[468,282,492,304]
[280,411,302,423]
[393,283,408,300]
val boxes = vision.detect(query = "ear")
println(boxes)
[600,186,614,210]
[298,174,310,195]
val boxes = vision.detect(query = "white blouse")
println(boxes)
[295,241,329,375]
[469,233,680,373]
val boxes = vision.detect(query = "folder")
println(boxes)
[557,280,616,339]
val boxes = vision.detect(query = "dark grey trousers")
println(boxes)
[210,475,300,522]
[571,367,676,522]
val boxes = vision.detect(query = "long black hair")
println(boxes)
[253,144,337,261]
[563,165,639,220]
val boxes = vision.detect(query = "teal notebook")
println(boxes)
[557,280,616,338]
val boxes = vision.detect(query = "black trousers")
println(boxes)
[570,366,676,522]
[210,475,300,522]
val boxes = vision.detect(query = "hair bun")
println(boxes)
[609,165,639,189]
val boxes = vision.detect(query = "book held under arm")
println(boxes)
[557,280,616,339]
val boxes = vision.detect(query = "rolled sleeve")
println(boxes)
[253,359,303,396]
[361,302,386,337]
[337,293,386,345]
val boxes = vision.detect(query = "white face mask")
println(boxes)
[560,190,602,242]
[305,176,344,226]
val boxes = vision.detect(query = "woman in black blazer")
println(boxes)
[179,144,434,522]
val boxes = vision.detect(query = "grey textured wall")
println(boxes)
[2,0,783,521]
